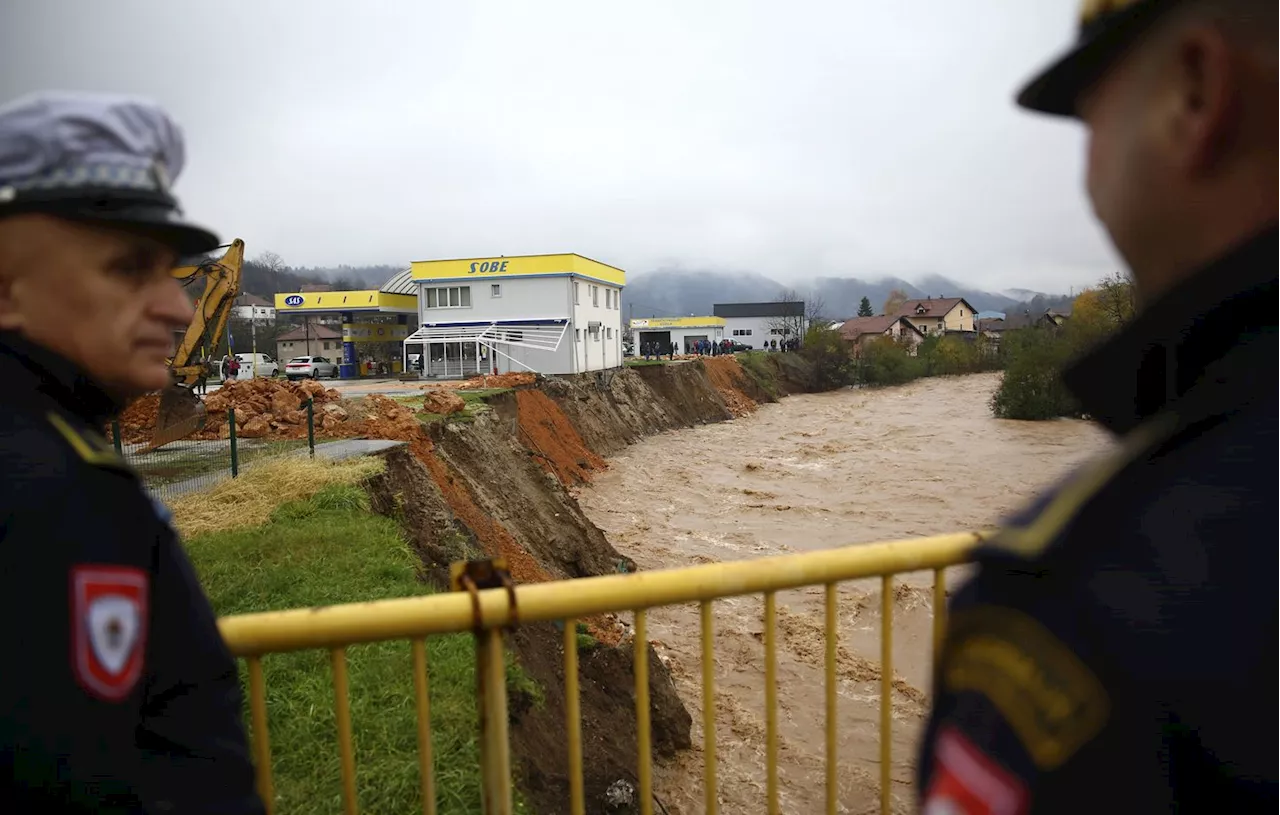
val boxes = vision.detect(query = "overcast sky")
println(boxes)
[2,1,1120,293]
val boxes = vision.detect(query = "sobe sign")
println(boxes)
[283,295,305,306]
[468,260,510,274]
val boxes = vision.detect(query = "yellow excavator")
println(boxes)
[149,238,245,450]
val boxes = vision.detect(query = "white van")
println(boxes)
[231,353,279,379]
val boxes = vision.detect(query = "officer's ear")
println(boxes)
[1161,21,1242,178]
[0,220,29,331]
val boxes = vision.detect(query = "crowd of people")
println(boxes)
[639,335,800,360]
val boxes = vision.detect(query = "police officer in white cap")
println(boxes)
[0,91,263,813]
[919,1,1275,812]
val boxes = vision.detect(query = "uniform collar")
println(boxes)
[1064,223,1278,435]
[0,330,125,425]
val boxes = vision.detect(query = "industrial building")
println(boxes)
[630,316,725,354]
[403,253,625,378]
[712,301,806,350]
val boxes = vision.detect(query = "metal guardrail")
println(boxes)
[218,530,989,815]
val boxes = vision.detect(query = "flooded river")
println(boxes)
[577,372,1112,814]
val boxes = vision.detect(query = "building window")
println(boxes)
[574,282,580,304]
[592,286,599,307]
[607,327,613,340]
[491,284,501,298]
[576,329,581,341]
[425,286,471,308]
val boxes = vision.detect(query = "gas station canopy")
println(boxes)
[272,289,417,314]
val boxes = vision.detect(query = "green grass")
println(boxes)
[735,351,782,398]
[187,484,535,814]
[457,388,513,402]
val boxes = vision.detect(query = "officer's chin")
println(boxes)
[109,363,175,401]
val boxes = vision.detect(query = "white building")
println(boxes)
[631,316,725,354]
[403,253,625,378]
[232,293,276,322]
[713,301,806,349]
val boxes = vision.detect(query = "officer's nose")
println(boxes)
[149,274,195,331]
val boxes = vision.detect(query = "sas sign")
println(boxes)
[284,295,305,307]
[468,260,509,274]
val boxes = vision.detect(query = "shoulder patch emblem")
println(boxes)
[71,565,149,701]
[941,606,1109,770]
[46,411,133,472]
[924,726,1029,815]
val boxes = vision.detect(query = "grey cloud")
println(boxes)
[1,0,1120,292]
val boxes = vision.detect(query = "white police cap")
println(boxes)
[0,90,219,255]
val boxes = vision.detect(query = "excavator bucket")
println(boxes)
[148,385,207,451]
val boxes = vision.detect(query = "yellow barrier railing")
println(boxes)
[219,530,988,815]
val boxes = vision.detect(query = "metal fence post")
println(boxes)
[110,420,122,455]
[451,560,514,815]
[306,398,315,459]
[229,407,239,478]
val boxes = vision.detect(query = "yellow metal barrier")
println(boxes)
[219,530,987,815]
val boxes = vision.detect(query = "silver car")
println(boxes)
[284,355,339,380]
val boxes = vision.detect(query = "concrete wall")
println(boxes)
[571,277,623,373]
[418,276,572,324]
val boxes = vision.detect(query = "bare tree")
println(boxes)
[253,250,286,275]
[805,292,828,326]
[767,288,808,341]
[883,288,910,316]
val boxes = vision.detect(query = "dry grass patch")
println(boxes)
[170,456,385,537]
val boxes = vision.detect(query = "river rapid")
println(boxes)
[577,372,1112,814]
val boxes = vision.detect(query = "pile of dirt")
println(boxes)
[514,390,606,487]
[115,379,344,444]
[420,371,538,391]
[701,357,759,417]
[116,394,162,443]
[422,389,466,416]
[465,371,537,389]
[205,379,342,440]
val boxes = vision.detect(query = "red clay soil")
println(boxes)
[515,390,606,487]
[115,378,342,444]
[701,356,759,417]
[415,447,552,585]
[332,393,553,585]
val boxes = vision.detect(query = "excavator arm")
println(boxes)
[149,238,245,449]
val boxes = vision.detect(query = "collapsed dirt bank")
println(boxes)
[577,372,1113,813]
[355,357,807,812]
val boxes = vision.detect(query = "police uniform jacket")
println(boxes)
[0,331,264,814]
[918,224,1278,812]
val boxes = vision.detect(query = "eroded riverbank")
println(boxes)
[578,372,1112,814]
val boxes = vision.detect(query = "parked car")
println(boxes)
[285,355,339,380]
[231,353,279,378]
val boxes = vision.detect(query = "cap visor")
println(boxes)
[69,208,221,257]
[1015,41,1097,116]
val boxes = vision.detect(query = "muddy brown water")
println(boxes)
[577,372,1112,814]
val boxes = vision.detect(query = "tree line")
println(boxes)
[789,272,1136,421]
